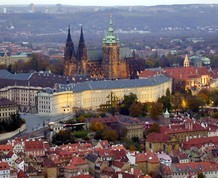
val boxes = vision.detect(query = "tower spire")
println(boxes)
[183,54,190,67]
[77,25,87,74]
[67,25,72,42]
[103,15,119,45]
[64,25,76,62]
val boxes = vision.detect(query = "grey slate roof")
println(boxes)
[87,47,133,62]
[0,70,32,80]
[57,75,171,93]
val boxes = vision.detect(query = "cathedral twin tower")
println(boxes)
[64,17,129,79]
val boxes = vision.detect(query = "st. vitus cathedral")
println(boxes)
[64,17,142,79]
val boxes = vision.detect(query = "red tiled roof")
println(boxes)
[135,151,159,164]
[112,161,124,168]
[99,140,110,148]
[111,149,129,162]
[160,120,207,134]
[72,175,93,178]
[140,66,212,81]
[146,132,170,143]
[172,162,218,173]
[97,149,113,158]
[0,144,13,152]
[183,136,218,150]
[112,171,136,178]
[24,140,44,151]
[69,156,88,166]
[101,166,115,176]
[17,169,28,178]
[0,162,9,170]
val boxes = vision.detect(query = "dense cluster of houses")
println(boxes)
[0,115,217,178]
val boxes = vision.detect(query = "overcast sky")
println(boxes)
[0,0,217,6]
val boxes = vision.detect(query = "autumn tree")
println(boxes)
[129,101,144,117]
[147,102,163,119]
[197,89,211,105]
[197,173,206,178]
[129,144,136,151]
[90,121,105,131]
[102,129,118,142]
[146,123,160,136]
[49,59,64,75]
[28,53,50,71]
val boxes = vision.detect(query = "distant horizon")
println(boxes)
[0,0,217,6]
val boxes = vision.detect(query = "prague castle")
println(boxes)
[64,17,139,79]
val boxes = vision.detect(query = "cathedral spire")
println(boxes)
[77,25,88,74]
[77,25,87,61]
[67,25,72,42]
[79,25,85,44]
[64,25,76,61]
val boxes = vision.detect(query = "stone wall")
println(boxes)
[0,124,26,141]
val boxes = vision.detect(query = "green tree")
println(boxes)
[212,112,218,119]
[94,131,103,140]
[120,93,137,115]
[171,92,183,112]
[186,95,202,113]
[158,88,171,111]
[52,130,75,145]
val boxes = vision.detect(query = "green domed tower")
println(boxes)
[102,16,120,79]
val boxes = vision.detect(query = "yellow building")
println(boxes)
[37,75,172,115]
[146,119,208,153]
[135,151,160,175]
[146,132,180,153]
[0,97,18,121]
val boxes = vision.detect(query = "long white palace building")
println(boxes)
[37,75,172,115]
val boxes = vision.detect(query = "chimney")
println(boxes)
[131,167,134,174]
[118,173,123,178]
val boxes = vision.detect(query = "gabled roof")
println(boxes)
[111,149,129,162]
[135,151,159,164]
[112,161,125,168]
[0,144,13,152]
[17,169,28,178]
[0,162,9,170]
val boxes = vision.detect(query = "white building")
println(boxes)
[37,75,172,115]
[0,162,10,178]
[0,85,43,112]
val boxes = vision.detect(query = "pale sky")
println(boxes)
[0,0,217,6]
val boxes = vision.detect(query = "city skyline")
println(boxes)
[0,0,217,6]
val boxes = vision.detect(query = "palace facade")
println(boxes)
[37,75,172,115]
